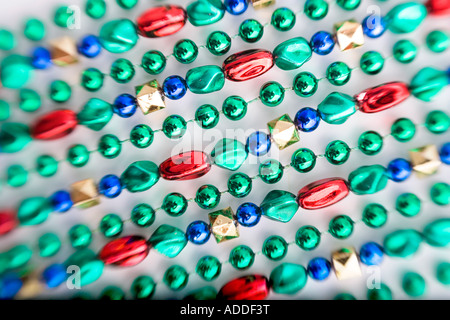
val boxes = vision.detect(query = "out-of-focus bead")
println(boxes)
[273,37,311,70]
[186,221,211,245]
[410,67,448,102]
[294,107,320,132]
[159,151,211,181]
[236,202,261,227]
[224,0,248,15]
[348,165,388,195]
[387,158,412,182]
[334,20,364,51]
[362,15,386,38]
[424,217,450,246]
[70,179,100,208]
[318,92,357,124]
[360,242,384,266]
[307,257,331,280]
[383,229,422,257]
[222,49,274,81]
[208,207,239,243]
[49,36,78,66]
[187,0,225,26]
[267,114,300,150]
[42,263,67,288]
[270,263,307,295]
[426,110,450,134]
[354,82,410,113]
[246,131,271,156]
[332,247,362,280]
[211,138,248,171]
[148,224,187,258]
[0,274,22,299]
[31,109,77,140]
[77,35,101,58]
[121,161,160,193]
[386,2,427,34]
[260,190,298,223]
[426,0,450,15]
[163,75,187,100]
[64,249,104,287]
[50,190,72,213]
[31,47,52,69]
[137,5,187,38]
[99,214,123,238]
[98,19,138,53]
[396,193,421,217]
[0,210,17,236]
[409,144,441,176]
[99,235,149,266]
[135,80,165,114]
[98,174,122,198]
[297,178,349,210]
[218,275,269,300]
[310,31,335,55]
[113,93,137,118]
[250,0,275,9]
[439,142,450,164]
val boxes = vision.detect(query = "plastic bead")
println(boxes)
[403,272,426,297]
[163,75,187,100]
[100,286,125,300]
[260,81,285,107]
[31,47,51,69]
[110,58,135,83]
[360,242,384,265]
[228,173,252,198]
[49,80,71,103]
[395,193,420,217]
[430,182,450,206]
[360,51,384,75]
[186,221,211,245]
[98,134,122,159]
[173,39,198,64]
[141,50,166,75]
[187,0,225,26]
[164,265,189,291]
[367,283,393,300]
[270,263,307,295]
[326,61,351,86]
[53,6,72,28]
[195,185,221,209]
[246,131,271,156]
[437,262,450,285]
[393,39,417,63]
[149,225,187,258]
[130,203,155,228]
[239,19,264,43]
[31,110,77,140]
[223,49,274,82]
[77,35,101,58]
[50,190,72,213]
[17,197,52,226]
[387,158,412,182]
[159,151,211,181]
[307,257,331,280]
[329,215,354,239]
[362,15,386,38]
[293,72,318,97]
[425,110,450,134]
[260,190,298,223]
[186,65,225,94]
[317,92,357,124]
[271,7,296,31]
[222,96,247,120]
[162,193,188,217]
[130,124,154,149]
[358,131,383,155]
[18,88,40,113]
[291,148,316,173]
[236,203,261,227]
[383,229,422,258]
[195,104,219,129]
[43,264,67,288]
[113,94,137,118]
[426,0,450,15]
[67,144,89,168]
[218,275,269,300]
[310,31,335,55]
[211,138,248,171]
[0,123,31,153]
[0,274,22,299]
[98,174,122,198]
[355,82,410,113]
[386,2,427,34]
[334,293,356,300]
[294,107,320,132]
[206,31,231,56]
[224,0,248,14]
[162,115,187,139]
[196,256,221,281]
[348,165,388,195]
[259,159,283,184]
[391,118,416,142]
[337,0,361,10]
[424,218,450,247]
[99,235,149,266]
[81,68,104,92]
[439,142,450,164]
[1,55,34,89]
[69,224,92,249]
[38,233,61,257]
[85,0,106,19]
[304,0,329,20]
[325,140,351,165]
[0,211,18,236]
[99,19,138,53]
[0,29,16,50]
[121,161,159,193]
[99,214,123,238]
[65,249,104,287]
[77,98,112,131]
[229,245,255,270]
[296,226,321,251]
[273,37,312,71]
[262,235,288,261]
[297,178,350,209]
[137,5,186,38]
[426,30,450,53]
[0,100,10,121]
[7,165,28,188]
[131,275,156,299]
[410,67,448,102]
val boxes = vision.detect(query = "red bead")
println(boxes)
[218,275,270,300]
[222,49,274,82]
[99,235,149,267]
[297,178,350,210]
[31,109,78,140]
[137,5,187,38]
[0,210,17,236]
[159,151,211,181]
[426,0,450,15]
[354,82,410,114]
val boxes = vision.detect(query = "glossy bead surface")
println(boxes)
[317,92,357,124]
[148,224,187,258]
[211,138,248,171]
[195,185,221,209]
[186,65,225,94]
[113,93,137,118]
[206,31,231,56]
[393,39,417,63]
[387,158,412,182]
[425,110,450,134]
[130,124,154,149]
[326,61,351,86]
[239,19,263,43]
[110,58,135,83]
[98,134,122,159]
[162,115,187,139]
[437,262,450,285]
[273,37,312,71]
[362,15,386,38]
[224,0,248,15]
[360,242,384,265]
[162,193,188,217]
[223,49,274,82]
[159,151,211,181]
[69,224,92,248]
[121,161,160,193]
[162,76,187,100]
[424,218,450,247]
[403,272,426,297]
[86,0,106,19]
[1,54,34,89]
[348,165,388,195]
[31,47,51,69]
[0,29,16,50]
[19,88,41,112]
[218,275,269,300]
[294,107,320,132]
[0,123,31,153]
[270,263,307,295]
[291,148,316,173]
[293,72,318,97]
[131,275,156,299]
[77,98,112,131]
[236,203,261,227]
[386,2,427,34]
[307,257,331,280]
[196,256,221,281]
[310,31,335,55]
[187,0,225,26]
[99,235,149,266]
[297,178,350,210]
[67,144,89,168]
[17,197,52,226]
[430,182,450,206]
[360,51,384,75]
[367,283,393,300]
[99,19,138,53]
[426,30,450,53]
[49,80,71,103]
[31,110,77,140]
[426,0,450,15]
[195,104,219,129]
[391,118,416,142]
[222,96,247,120]
[81,68,104,92]
[260,190,298,223]
[262,235,288,261]
[137,5,186,38]
[304,0,329,20]
[337,0,361,10]
[296,226,321,251]
[271,7,296,31]
[100,286,125,300]
[439,142,450,164]
[38,233,61,257]
[78,35,101,58]
[329,215,354,239]
[0,211,18,235]
[99,214,123,238]
[325,140,351,165]
[7,165,28,187]
[246,131,271,156]
[260,81,285,107]
[43,264,67,288]
[229,245,255,270]
[173,39,198,64]
[228,173,252,198]
[383,229,423,258]
[396,193,421,218]
[98,174,122,198]
[355,82,410,114]
[65,249,104,287]
[164,265,189,291]
[358,131,383,155]
[410,67,448,102]
[131,203,155,228]
[209,207,239,243]
[141,50,166,75]
[259,159,284,184]
[186,221,211,245]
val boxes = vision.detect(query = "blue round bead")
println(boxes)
[98,174,122,198]
[31,47,52,69]
[42,263,67,288]
[224,0,248,15]
[362,15,387,39]
[360,242,384,266]
[50,190,73,213]
[310,31,335,55]
[163,75,187,100]
[0,273,22,299]
[245,131,271,156]
[307,257,331,281]
[387,158,412,182]
[77,35,102,58]
[186,220,211,245]
[440,142,450,164]
[113,93,137,118]
[236,202,262,227]
[294,107,321,132]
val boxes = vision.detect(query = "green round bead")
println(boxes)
[69,224,92,249]
[334,293,357,300]
[293,72,318,97]
[239,19,264,43]
[24,18,45,41]
[38,233,61,258]
[130,124,154,148]
[65,249,104,287]
[195,104,219,129]
[358,131,383,155]
[295,225,321,251]
[391,118,416,142]
[196,256,222,281]
[393,40,417,64]
[0,100,10,121]
[229,245,255,270]
[141,50,166,75]
[396,193,421,217]
[86,0,107,19]
[259,159,284,184]
[262,235,288,261]
[54,6,73,28]
[0,29,16,50]
[19,88,41,112]
[271,7,296,31]
[1,55,34,89]
[67,144,90,167]
[430,182,450,206]
[130,203,155,228]
[116,0,138,9]
[100,286,125,300]
[337,0,361,10]
[49,80,71,103]
[195,185,221,209]
[360,51,384,75]
[325,140,351,165]
[362,203,388,228]
[81,68,104,92]
[304,0,329,20]
[110,58,135,83]
[131,275,156,299]
[260,81,285,107]
[99,214,123,238]
[291,148,316,173]
[329,215,354,239]
[7,245,32,269]
[367,283,393,300]
[98,134,122,159]
[164,265,189,291]
[425,110,450,134]
[162,193,188,217]
[222,96,247,120]
[173,39,198,64]
[7,164,28,187]
[326,61,351,86]
[36,155,58,177]
[227,172,252,198]
[426,30,450,53]
[436,262,450,285]
[402,272,426,297]
[99,19,138,53]
[162,115,187,139]
[270,263,307,294]
[206,31,231,56]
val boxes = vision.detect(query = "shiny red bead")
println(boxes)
[218,275,270,300]
[99,235,149,267]
[31,109,78,140]
[297,178,350,210]
[354,82,410,114]
[222,49,274,82]
[426,0,450,15]
[0,210,17,236]
[159,151,211,181]
[137,5,187,38]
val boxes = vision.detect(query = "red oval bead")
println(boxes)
[136,5,187,38]
[31,109,78,140]
[426,0,450,15]
[354,82,410,113]
[0,210,17,236]
[159,151,211,181]
[218,275,270,300]
[222,49,274,82]
[297,178,349,210]
[99,235,149,267]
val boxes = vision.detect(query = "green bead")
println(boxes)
[362,203,388,228]
[38,233,61,258]
[98,134,122,159]
[0,29,16,50]
[54,6,73,28]
[17,197,52,226]
[293,72,318,97]
[430,182,450,206]
[360,51,384,75]
[24,18,45,41]
[184,286,217,300]
[0,122,31,153]
[162,193,188,217]
[229,245,255,270]
[396,193,421,217]
[334,293,356,300]
[81,68,104,92]
[195,185,221,209]
[270,263,307,294]
[162,115,187,139]
[259,159,284,184]
[393,40,417,64]
[19,88,41,112]
[116,0,138,9]
[49,80,71,103]
[383,229,422,257]
[173,39,198,64]
[326,61,351,86]
[99,214,123,238]
[164,265,189,291]
[99,19,138,53]
[391,118,416,142]
[358,131,383,155]
[65,249,104,287]
[7,245,32,269]
[260,81,285,107]
[329,215,354,239]
[0,100,11,121]
[291,148,316,173]
[141,50,166,75]
[196,256,221,281]
[69,224,92,249]
[130,124,154,148]
[367,283,393,300]
[386,2,427,34]
[72,292,93,300]
[239,19,264,43]
[186,0,225,26]
[348,165,388,195]
[337,0,361,10]
[131,203,155,228]
[262,235,288,261]
[67,144,89,167]
[131,275,156,299]
[77,98,113,131]
[211,138,248,171]
[273,37,312,71]
[227,173,252,198]
[186,65,225,94]
[100,286,125,300]
[0,55,34,89]
[436,262,450,285]
[86,0,107,19]
[410,67,448,102]
[325,140,351,165]
[426,30,450,53]
[195,104,219,129]
[148,224,187,258]
[317,92,357,124]
[260,190,299,223]
[110,58,135,83]
[121,161,160,193]
[222,96,247,120]
[304,0,329,20]
[402,272,426,297]
[36,155,58,177]
[425,110,450,134]
[206,31,231,56]
[7,164,28,187]
[295,225,321,251]
[423,218,450,247]
[271,7,296,31]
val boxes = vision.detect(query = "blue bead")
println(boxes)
[224,0,248,15]
[186,220,211,245]
[310,31,335,55]
[360,242,384,266]
[236,202,262,227]
[307,257,331,281]
[245,131,271,156]
[50,190,73,213]
[98,174,122,198]
[387,158,412,182]
[42,263,67,288]
[31,47,52,69]
[0,273,22,299]
[362,15,387,38]
[77,35,102,58]
[163,75,187,100]
[294,107,321,132]
[440,142,450,164]
[113,93,137,118]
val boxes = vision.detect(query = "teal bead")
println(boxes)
[162,193,188,217]
[162,115,187,139]
[69,224,92,249]
[0,123,31,153]
[409,67,448,102]
[141,50,166,75]
[184,286,217,300]
[0,29,16,50]
[295,225,321,251]
[260,81,285,107]
[402,272,426,297]
[77,98,113,131]
[430,182,450,205]
[317,92,357,124]
[386,2,427,34]
[206,31,231,56]
[0,100,10,121]
[173,39,198,64]
[273,37,312,71]
[304,0,329,20]
[260,190,299,223]
[99,213,123,238]
[195,104,219,129]
[67,144,89,168]
[239,19,264,43]
[121,161,160,193]
[437,262,450,285]
[222,96,247,120]
[99,19,138,53]
[291,148,316,173]
[425,110,450,134]
[324,140,351,165]
[426,30,450,53]
[186,0,225,26]
[211,138,248,171]
[65,249,104,287]
[383,229,423,258]
[196,256,222,281]
[100,286,125,300]
[195,185,221,209]
[1,55,34,89]
[86,0,107,19]
[17,197,52,226]
[38,233,61,258]
[396,193,421,217]
[81,68,104,92]
[262,235,288,261]
[130,203,155,228]
[326,61,352,86]
[362,203,388,228]
[293,72,318,97]
[227,172,252,198]
[367,283,393,300]
[131,275,156,299]
[393,40,418,64]
[423,218,450,247]
[271,8,296,32]
[259,159,284,184]
[19,88,41,112]
[360,51,385,75]
[7,245,33,269]
[334,293,357,300]
[7,164,28,187]
[148,224,187,258]
[186,65,225,94]
[348,165,388,195]
[164,265,189,291]
[110,58,135,83]
[329,215,354,239]
[229,245,255,270]
[270,263,307,295]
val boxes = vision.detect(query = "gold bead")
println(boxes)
[208,207,239,243]
[16,273,44,299]
[332,247,362,280]
[250,0,276,9]
[409,144,441,177]
[70,178,100,208]
[49,36,78,66]
[135,80,166,115]
[334,20,364,51]
[267,114,300,150]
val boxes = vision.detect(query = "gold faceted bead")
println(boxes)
[251,0,276,9]
[70,178,100,208]
[135,80,166,115]
[267,114,300,150]
[16,274,44,299]
[332,247,362,280]
[208,207,239,243]
[49,36,78,66]
[409,144,441,177]
[334,20,364,51]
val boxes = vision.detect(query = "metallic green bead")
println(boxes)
[396,193,421,217]
[38,233,61,258]
[262,235,288,261]
[162,115,187,139]
[99,19,138,53]
[186,65,225,94]
[86,0,106,19]
[430,182,450,206]
[49,80,71,103]
[291,148,316,173]
[402,272,426,297]
[36,155,58,177]
[131,275,156,299]
[195,104,219,129]
[337,0,361,10]
[100,286,125,300]
[211,138,248,171]
[329,215,354,239]
[164,265,189,291]
[367,283,393,300]
[54,6,72,28]
[184,286,217,300]
[360,51,384,75]
[437,262,450,285]
[273,37,312,71]
[239,19,264,43]
[271,7,296,31]
[81,68,104,92]
[228,172,252,198]
[130,124,154,148]
[18,197,52,226]
[24,18,45,41]
[304,0,329,20]
[0,55,34,89]
[121,161,160,192]
[69,224,92,249]
[293,72,318,97]
[348,164,388,195]
[425,110,450,134]
[426,30,450,53]
[410,67,448,102]
[110,58,135,83]
[325,140,351,165]
[141,50,166,75]
[386,2,427,34]
[326,61,351,86]
[0,29,16,50]
[358,131,383,155]
[149,224,187,258]
[391,118,416,142]
[195,185,221,209]
[0,100,10,121]
[222,96,247,120]
[317,92,357,124]
[162,193,188,217]
[186,0,225,26]
[65,249,104,287]
[334,293,356,300]
[116,0,138,9]
[229,245,255,270]
[19,88,41,112]
[393,39,417,64]
[0,122,31,153]
[295,225,321,251]
[260,190,298,223]
[206,31,231,56]
[67,144,90,167]
[270,263,307,295]
[362,203,388,228]
[99,213,123,238]
[77,98,113,131]
[130,203,155,228]
[6,245,32,269]
[260,81,285,107]
[196,256,221,281]
[383,229,422,258]
[259,159,284,184]
[7,164,28,187]
[173,39,198,64]
[423,218,450,247]
[98,134,122,159]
